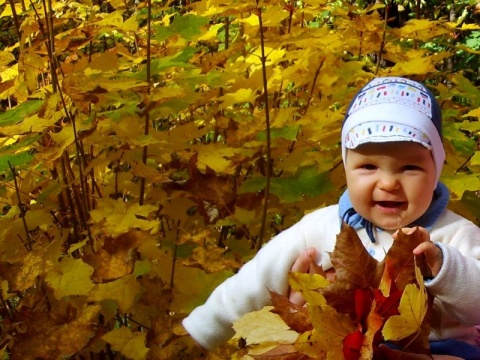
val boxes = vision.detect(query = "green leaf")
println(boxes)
[154,14,209,41]
[257,125,300,141]
[134,260,152,278]
[443,174,480,197]
[154,25,172,41]
[0,134,39,157]
[240,167,332,202]
[0,151,34,175]
[444,121,476,156]
[0,100,44,126]
[171,14,210,40]
[130,47,198,81]
[100,103,139,122]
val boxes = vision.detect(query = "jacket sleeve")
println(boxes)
[182,206,339,350]
[427,211,480,326]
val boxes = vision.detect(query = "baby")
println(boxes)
[183,77,480,359]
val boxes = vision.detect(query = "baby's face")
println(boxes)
[344,141,437,230]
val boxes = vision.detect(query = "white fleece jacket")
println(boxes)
[182,205,480,350]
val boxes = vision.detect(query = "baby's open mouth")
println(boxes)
[376,201,404,208]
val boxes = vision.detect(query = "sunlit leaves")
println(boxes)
[443,174,480,197]
[89,198,160,237]
[89,274,143,312]
[84,231,144,282]
[0,247,53,291]
[0,99,43,126]
[232,306,299,346]
[0,0,478,358]
[10,304,101,359]
[182,244,243,273]
[102,326,149,360]
[289,272,329,305]
[240,166,333,203]
[394,19,452,41]
[45,257,95,298]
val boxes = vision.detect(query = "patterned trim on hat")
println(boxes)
[344,121,432,149]
[348,78,433,119]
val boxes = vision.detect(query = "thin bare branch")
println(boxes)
[255,2,272,251]
[8,162,32,251]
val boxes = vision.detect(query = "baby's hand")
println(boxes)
[288,248,317,306]
[395,227,443,278]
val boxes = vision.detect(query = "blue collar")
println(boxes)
[338,182,450,243]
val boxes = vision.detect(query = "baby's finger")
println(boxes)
[291,248,317,273]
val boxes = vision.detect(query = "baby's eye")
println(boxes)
[403,165,421,171]
[361,164,377,170]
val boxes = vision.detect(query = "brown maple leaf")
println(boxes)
[382,228,431,291]
[269,290,313,333]
[320,224,383,316]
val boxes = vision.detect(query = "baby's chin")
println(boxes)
[367,217,411,231]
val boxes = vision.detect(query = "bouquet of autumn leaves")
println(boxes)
[230,225,434,360]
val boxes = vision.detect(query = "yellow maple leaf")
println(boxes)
[386,56,437,76]
[16,249,53,291]
[0,244,54,292]
[85,248,135,282]
[394,19,450,41]
[218,88,255,109]
[40,124,77,164]
[289,272,329,306]
[0,109,63,136]
[122,15,138,32]
[308,305,357,350]
[443,174,480,197]
[108,0,125,9]
[193,143,237,173]
[95,10,124,28]
[471,152,480,166]
[232,306,299,346]
[84,231,144,282]
[462,108,480,119]
[45,257,95,299]
[88,51,119,72]
[89,274,143,312]
[131,161,172,184]
[182,245,242,273]
[101,326,149,360]
[0,62,17,83]
[41,304,100,357]
[89,198,160,237]
[381,282,427,341]
[11,304,101,358]
[0,50,15,67]
[198,23,225,41]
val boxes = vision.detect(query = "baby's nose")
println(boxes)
[377,173,400,191]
